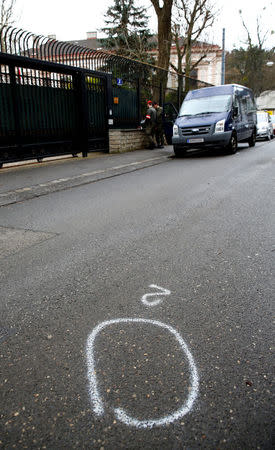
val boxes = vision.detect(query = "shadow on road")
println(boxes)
[170,143,257,159]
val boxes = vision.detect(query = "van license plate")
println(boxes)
[187,138,204,143]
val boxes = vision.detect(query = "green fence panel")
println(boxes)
[112,86,138,128]
[0,84,16,141]
[15,85,78,143]
[86,77,107,138]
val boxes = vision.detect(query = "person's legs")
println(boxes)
[155,126,164,148]
[145,127,155,149]
[155,127,160,146]
[159,127,165,147]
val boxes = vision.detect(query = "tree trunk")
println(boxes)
[184,37,192,93]
[150,0,173,101]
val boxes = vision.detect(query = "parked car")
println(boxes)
[256,111,274,140]
[269,114,275,136]
[172,84,257,156]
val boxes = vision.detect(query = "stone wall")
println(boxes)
[109,129,148,153]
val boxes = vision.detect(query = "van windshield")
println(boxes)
[179,94,232,116]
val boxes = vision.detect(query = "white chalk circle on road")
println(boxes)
[86,318,199,428]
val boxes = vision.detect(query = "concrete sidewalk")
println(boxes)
[0,147,173,207]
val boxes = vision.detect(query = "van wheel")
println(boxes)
[226,132,237,154]
[248,129,256,147]
[174,146,186,157]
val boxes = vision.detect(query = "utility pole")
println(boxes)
[221,28,225,84]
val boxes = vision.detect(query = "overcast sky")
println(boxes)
[13,0,275,51]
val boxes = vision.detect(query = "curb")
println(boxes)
[0,155,170,207]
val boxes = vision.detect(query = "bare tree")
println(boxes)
[1,0,16,27]
[149,0,173,99]
[171,0,215,95]
[1,0,17,51]
[239,9,271,50]
[225,10,275,95]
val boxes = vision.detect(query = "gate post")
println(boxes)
[137,77,141,125]
[106,73,113,153]
[9,64,22,152]
[74,71,89,157]
[106,73,113,127]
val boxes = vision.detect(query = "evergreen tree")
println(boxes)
[100,0,155,63]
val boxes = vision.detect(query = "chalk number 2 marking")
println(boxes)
[141,284,171,306]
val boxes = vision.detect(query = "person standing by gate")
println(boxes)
[145,100,156,149]
[153,101,164,148]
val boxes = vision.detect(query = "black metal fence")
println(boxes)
[0,52,112,165]
[0,26,212,165]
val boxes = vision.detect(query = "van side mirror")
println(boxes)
[233,106,239,117]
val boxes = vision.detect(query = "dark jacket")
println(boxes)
[145,106,156,127]
[155,106,163,126]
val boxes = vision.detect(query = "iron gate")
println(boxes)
[85,74,108,152]
[0,53,112,165]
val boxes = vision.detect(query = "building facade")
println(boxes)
[168,41,223,88]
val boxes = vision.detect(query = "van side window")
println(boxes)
[246,95,256,113]
[233,96,239,109]
[240,96,247,115]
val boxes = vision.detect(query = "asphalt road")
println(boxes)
[0,141,274,448]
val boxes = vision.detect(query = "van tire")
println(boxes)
[248,129,256,147]
[174,146,186,157]
[226,132,238,154]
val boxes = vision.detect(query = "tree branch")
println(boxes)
[190,53,207,70]
[239,10,252,48]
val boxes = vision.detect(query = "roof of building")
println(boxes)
[66,38,101,50]
[66,34,221,53]
[171,39,221,50]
